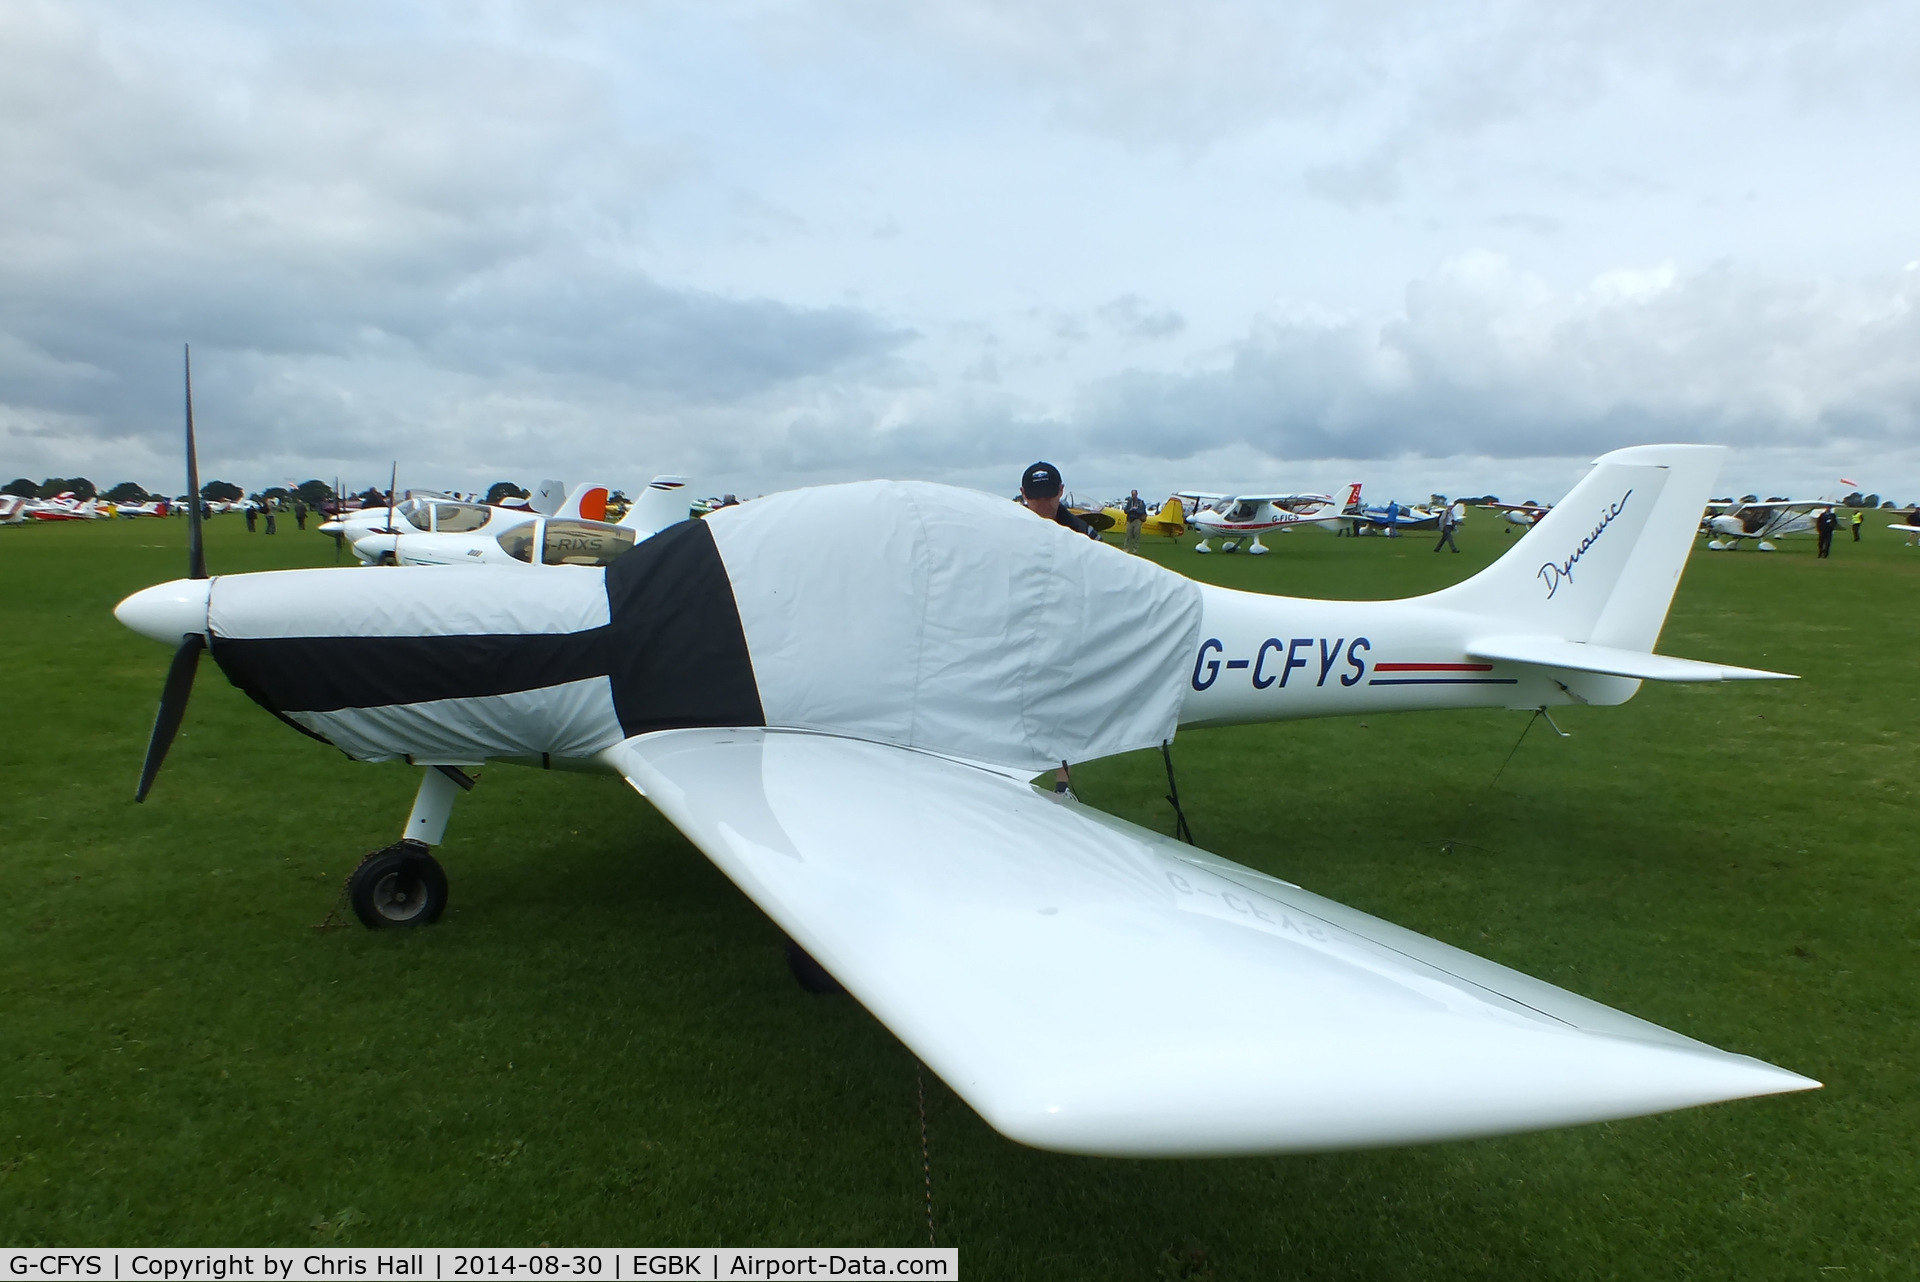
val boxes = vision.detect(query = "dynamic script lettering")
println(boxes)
[1538,490,1632,599]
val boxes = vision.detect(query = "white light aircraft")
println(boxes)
[349,477,690,568]
[114,352,1815,1157]
[1702,499,1833,551]
[25,492,105,521]
[1478,499,1551,529]
[112,499,174,518]
[319,478,569,549]
[1176,491,1338,554]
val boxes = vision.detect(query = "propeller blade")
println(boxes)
[332,474,343,561]
[135,634,206,803]
[184,345,206,580]
[387,461,397,533]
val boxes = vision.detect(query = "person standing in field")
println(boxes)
[264,505,278,535]
[1851,511,1863,542]
[1815,507,1836,558]
[244,505,256,533]
[1122,489,1148,554]
[1433,503,1461,554]
[294,499,307,531]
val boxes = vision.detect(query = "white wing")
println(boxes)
[607,727,1814,1157]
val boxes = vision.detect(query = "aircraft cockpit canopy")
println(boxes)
[496,518,638,567]
[403,500,493,533]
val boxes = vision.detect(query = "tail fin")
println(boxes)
[554,483,610,522]
[529,479,566,516]
[1431,445,1723,651]
[1343,482,1363,509]
[618,475,692,536]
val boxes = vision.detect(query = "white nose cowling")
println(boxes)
[115,578,212,645]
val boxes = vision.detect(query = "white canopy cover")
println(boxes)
[704,481,1203,774]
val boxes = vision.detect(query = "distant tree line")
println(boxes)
[486,481,529,504]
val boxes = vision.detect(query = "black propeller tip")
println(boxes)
[135,634,206,803]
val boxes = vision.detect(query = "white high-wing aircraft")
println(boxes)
[1176,491,1339,554]
[350,477,690,568]
[1701,498,1840,550]
[116,370,1813,1157]
[1478,499,1551,529]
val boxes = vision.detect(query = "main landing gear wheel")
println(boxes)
[348,840,449,928]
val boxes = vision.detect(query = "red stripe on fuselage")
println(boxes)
[1373,662,1494,672]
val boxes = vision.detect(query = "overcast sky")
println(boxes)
[3,0,1918,505]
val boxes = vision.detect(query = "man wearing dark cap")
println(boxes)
[1020,461,1100,539]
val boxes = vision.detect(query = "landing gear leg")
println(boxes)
[346,766,471,929]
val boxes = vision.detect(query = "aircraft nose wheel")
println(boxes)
[348,840,449,929]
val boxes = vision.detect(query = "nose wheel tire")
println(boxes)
[348,841,449,929]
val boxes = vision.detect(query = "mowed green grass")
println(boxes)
[2,511,1916,1276]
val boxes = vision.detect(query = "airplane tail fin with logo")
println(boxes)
[1343,482,1363,509]
[554,483,610,522]
[618,475,692,536]
[529,479,566,516]
[1428,445,1791,689]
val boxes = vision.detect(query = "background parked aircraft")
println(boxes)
[354,476,691,568]
[1327,483,1444,534]
[1177,491,1338,553]
[1702,499,1830,550]
[1477,499,1551,530]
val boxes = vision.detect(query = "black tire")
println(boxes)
[784,938,846,995]
[347,841,448,929]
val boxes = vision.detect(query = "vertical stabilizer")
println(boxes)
[1430,445,1723,650]
[530,479,566,516]
[554,483,610,522]
[619,475,692,536]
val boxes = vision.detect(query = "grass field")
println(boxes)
[2,510,1916,1276]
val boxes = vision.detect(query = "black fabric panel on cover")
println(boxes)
[603,518,766,734]
[211,629,614,713]
[207,517,764,736]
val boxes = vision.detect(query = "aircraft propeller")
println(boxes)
[134,345,209,802]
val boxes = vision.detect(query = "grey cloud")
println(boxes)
[0,3,913,476]
[1070,256,1920,463]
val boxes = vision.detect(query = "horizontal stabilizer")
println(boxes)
[1468,635,1796,682]
[608,726,1815,1157]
